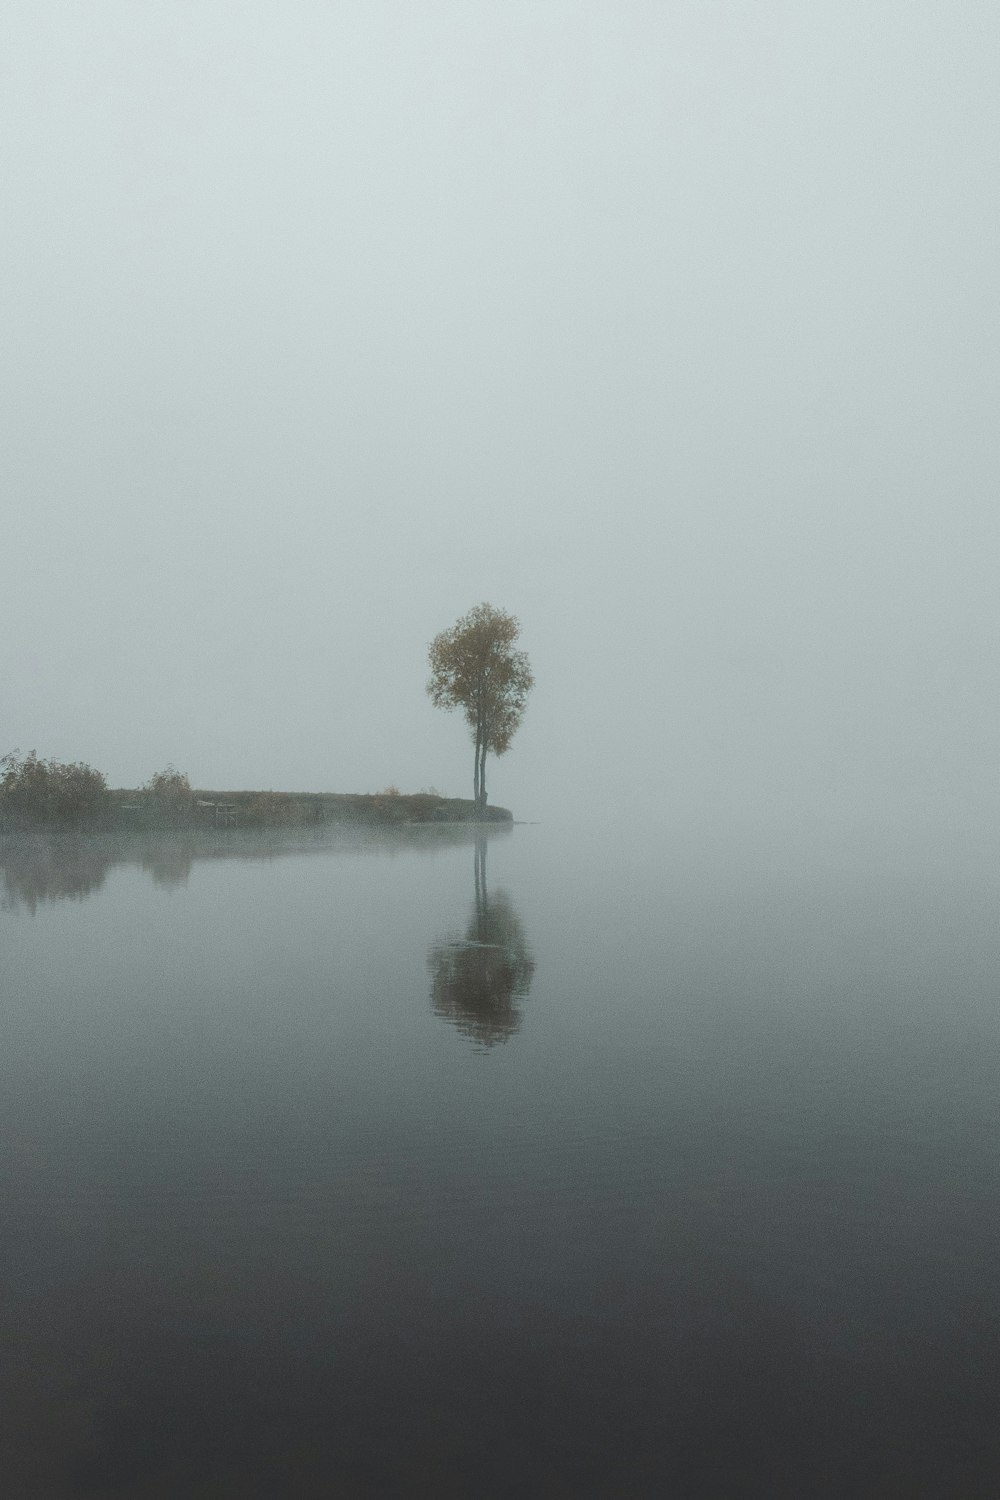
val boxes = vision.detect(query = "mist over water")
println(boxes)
[2,813,999,1495]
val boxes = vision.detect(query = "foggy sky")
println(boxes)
[3,2,997,823]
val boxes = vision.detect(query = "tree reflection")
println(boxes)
[0,837,115,913]
[138,844,194,890]
[428,835,535,1048]
[0,834,194,910]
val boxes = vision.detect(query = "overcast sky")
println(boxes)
[2,1,997,822]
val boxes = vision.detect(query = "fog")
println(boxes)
[3,1,997,825]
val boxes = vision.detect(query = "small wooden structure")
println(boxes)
[196,799,238,828]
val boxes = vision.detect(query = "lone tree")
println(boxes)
[427,603,533,814]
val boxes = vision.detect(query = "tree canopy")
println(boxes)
[427,603,533,812]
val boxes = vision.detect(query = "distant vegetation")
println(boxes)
[0,751,110,827]
[141,764,194,823]
[2,610,531,830]
[0,751,511,831]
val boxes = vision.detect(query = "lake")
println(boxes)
[2,812,999,1497]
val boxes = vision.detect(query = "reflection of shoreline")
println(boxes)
[427,836,535,1049]
[0,823,513,913]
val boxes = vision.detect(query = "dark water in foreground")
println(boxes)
[2,814,1000,1497]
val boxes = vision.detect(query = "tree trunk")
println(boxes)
[473,710,489,816]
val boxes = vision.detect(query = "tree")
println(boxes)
[427,603,533,813]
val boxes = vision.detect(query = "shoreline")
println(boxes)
[1,791,514,834]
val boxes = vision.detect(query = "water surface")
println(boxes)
[2,814,999,1496]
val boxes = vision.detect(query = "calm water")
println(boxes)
[2,813,1000,1497]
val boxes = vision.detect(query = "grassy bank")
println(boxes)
[109,789,513,830]
[0,754,513,830]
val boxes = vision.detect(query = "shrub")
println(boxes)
[142,765,194,824]
[244,791,295,827]
[0,750,110,826]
